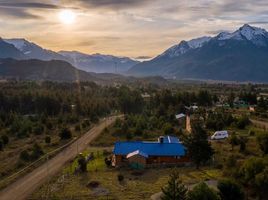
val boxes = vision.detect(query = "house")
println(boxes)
[249,105,256,112]
[175,113,186,119]
[112,136,189,168]
[175,113,186,126]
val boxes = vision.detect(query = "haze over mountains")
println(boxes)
[59,51,139,73]
[128,24,268,82]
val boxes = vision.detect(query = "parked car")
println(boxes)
[211,130,229,140]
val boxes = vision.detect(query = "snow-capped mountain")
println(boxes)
[217,24,268,43]
[4,38,66,61]
[59,51,139,74]
[0,38,26,59]
[160,36,211,58]
[128,24,268,82]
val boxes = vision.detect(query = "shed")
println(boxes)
[126,150,148,169]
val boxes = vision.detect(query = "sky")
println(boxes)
[1,0,268,59]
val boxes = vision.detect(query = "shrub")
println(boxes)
[77,155,87,172]
[248,130,255,136]
[162,123,175,135]
[31,143,44,160]
[217,179,244,200]
[1,135,9,145]
[45,136,51,144]
[33,124,44,135]
[229,134,239,150]
[59,128,72,140]
[188,182,220,200]
[104,157,112,167]
[236,116,250,129]
[239,136,247,153]
[257,132,268,155]
[117,174,124,182]
[75,124,81,132]
[20,150,30,161]
[0,140,3,151]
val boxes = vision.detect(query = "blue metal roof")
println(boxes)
[162,136,179,143]
[114,141,186,156]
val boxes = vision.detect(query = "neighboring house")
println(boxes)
[175,113,186,119]
[141,93,151,101]
[249,105,256,112]
[175,113,186,126]
[233,98,248,108]
[112,136,189,168]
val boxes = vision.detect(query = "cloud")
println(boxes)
[250,21,268,25]
[206,30,229,35]
[74,0,153,9]
[0,2,60,9]
[0,7,42,19]
[135,56,152,60]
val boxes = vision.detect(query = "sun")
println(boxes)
[59,10,76,24]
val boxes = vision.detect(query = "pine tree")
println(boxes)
[185,124,214,169]
[161,170,187,200]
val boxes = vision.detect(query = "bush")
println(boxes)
[188,182,220,200]
[77,155,87,172]
[1,135,9,145]
[257,132,268,155]
[229,134,239,150]
[59,128,72,140]
[31,143,44,160]
[45,136,51,144]
[248,130,255,136]
[117,174,124,182]
[239,136,247,153]
[0,140,3,151]
[104,157,112,167]
[20,150,30,161]
[236,116,250,129]
[162,123,175,135]
[75,124,81,132]
[217,179,244,200]
[126,132,133,140]
[33,124,44,135]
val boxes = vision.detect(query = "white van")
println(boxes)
[211,131,229,140]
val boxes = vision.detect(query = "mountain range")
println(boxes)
[59,51,139,73]
[1,24,268,83]
[1,38,139,74]
[128,24,268,82]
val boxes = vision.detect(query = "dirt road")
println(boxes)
[0,116,120,200]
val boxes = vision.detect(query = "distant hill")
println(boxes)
[0,59,98,82]
[0,58,168,86]
[59,51,139,74]
[128,24,268,83]
[2,38,139,74]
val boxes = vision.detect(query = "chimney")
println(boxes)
[159,136,164,144]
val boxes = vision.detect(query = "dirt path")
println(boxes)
[0,115,121,200]
[250,118,268,130]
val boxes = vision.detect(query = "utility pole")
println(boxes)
[114,61,118,74]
